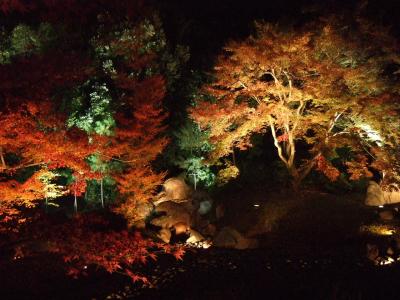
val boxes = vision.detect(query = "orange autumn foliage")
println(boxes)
[315,155,340,182]
[109,75,168,226]
[190,17,400,189]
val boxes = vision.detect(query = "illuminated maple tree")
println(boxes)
[0,1,173,226]
[94,23,169,225]
[0,1,185,284]
[190,17,400,189]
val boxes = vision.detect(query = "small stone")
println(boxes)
[387,247,394,256]
[379,210,394,220]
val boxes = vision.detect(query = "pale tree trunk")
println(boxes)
[264,70,344,191]
[100,178,104,208]
[0,147,6,169]
[189,173,197,190]
[269,112,343,191]
[193,174,197,191]
[269,116,300,189]
[74,182,78,214]
[268,70,346,191]
[232,146,236,166]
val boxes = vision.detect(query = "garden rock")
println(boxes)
[393,234,400,250]
[157,228,172,243]
[213,226,258,249]
[201,223,217,237]
[365,181,384,206]
[186,229,212,248]
[151,201,193,229]
[365,181,400,207]
[383,188,400,205]
[198,200,213,215]
[130,201,154,228]
[154,177,192,206]
[379,210,394,221]
[366,243,379,262]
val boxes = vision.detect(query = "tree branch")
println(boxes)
[268,115,289,167]
[1,161,45,172]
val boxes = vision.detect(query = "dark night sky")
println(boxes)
[156,0,400,69]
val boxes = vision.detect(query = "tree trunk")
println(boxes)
[100,178,104,208]
[288,167,301,192]
[0,147,6,168]
[74,183,78,214]
[289,155,319,192]
[232,146,236,166]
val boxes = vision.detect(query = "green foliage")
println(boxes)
[55,168,75,186]
[0,23,56,64]
[169,120,215,188]
[86,154,108,173]
[84,177,117,208]
[161,44,190,91]
[173,120,212,153]
[67,81,115,136]
[84,153,124,208]
[91,16,189,90]
[180,157,215,188]
[11,24,39,55]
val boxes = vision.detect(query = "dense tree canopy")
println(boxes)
[0,0,187,281]
[1,0,400,287]
[190,17,400,189]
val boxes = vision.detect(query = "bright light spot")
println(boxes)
[201,241,212,249]
[253,204,260,207]
[379,257,395,265]
[360,224,395,236]
[379,205,384,208]
[359,123,383,146]
[185,240,212,249]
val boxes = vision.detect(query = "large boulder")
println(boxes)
[365,181,400,207]
[383,188,400,205]
[192,189,213,214]
[202,223,217,237]
[186,229,212,248]
[198,200,213,216]
[130,201,154,228]
[379,209,394,221]
[366,243,379,262]
[154,177,192,206]
[157,228,172,243]
[365,181,384,206]
[213,226,258,250]
[150,201,192,229]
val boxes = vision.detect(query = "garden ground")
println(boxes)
[2,190,400,300]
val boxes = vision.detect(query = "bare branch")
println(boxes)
[268,115,289,167]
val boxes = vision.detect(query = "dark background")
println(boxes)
[157,0,400,69]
